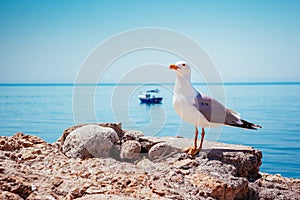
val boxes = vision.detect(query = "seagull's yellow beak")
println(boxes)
[169,64,179,70]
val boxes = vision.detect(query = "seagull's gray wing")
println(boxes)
[193,90,240,125]
[194,90,262,129]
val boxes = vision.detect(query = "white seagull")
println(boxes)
[169,61,262,155]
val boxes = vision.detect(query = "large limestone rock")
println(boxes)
[62,125,120,159]
[1,131,299,199]
[59,122,124,149]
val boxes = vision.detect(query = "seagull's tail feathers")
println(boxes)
[229,119,262,130]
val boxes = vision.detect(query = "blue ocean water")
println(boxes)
[0,83,299,178]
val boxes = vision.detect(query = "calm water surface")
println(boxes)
[0,83,299,178]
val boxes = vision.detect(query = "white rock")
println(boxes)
[62,125,119,159]
[148,142,181,161]
[120,140,141,160]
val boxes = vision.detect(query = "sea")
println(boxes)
[0,83,299,178]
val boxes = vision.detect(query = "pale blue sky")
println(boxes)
[0,0,299,83]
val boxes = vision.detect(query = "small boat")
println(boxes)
[138,89,163,104]
[146,88,160,93]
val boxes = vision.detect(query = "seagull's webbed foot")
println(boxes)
[183,146,201,156]
[183,127,205,156]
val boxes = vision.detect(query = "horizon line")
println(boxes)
[0,81,300,86]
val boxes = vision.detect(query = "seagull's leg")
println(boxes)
[193,126,199,149]
[198,128,205,151]
[183,126,200,155]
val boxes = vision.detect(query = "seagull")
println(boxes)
[169,61,262,155]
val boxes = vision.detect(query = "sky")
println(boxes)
[0,0,299,83]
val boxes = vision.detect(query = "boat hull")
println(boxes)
[139,97,163,104]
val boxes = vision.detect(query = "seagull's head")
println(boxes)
[169,61,191,78]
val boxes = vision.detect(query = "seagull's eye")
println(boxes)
[182,63,186,66]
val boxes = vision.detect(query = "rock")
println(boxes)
[123,130,144,140]
[59,123,124,149]
[207,146,262,179]
[0,135,21,151]
[0,191,23,200]
[120,140,141,160]
[77,194,137,200]
[100,122,124,138]
[138,136,162,152]
[185,172,248,200]
[136,158,156,169]
[0,175,33,199]
[138,136,182,153]
[62,125,120,159]
[249,173,300,200]
[0,131,299,199]
[148,142,181,161]
[0,132,46,152]
[172,159,200,170]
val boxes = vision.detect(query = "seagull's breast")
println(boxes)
[172,74,211,127]
[172,93,210,127]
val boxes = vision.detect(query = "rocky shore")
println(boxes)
[0,123,299,200]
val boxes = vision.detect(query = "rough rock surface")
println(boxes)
[148,142,181,161]
[122,130,144,141]
[0,129,299,199]
[59,122,124,150]
[120,140,141,161]
[62,125,120,159]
